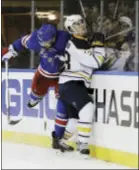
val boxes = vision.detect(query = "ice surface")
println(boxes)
[2,142,132,169]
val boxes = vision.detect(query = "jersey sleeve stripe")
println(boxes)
[21,35,28,46]
[21,35,31,48]
[93,54,101,68]
[93,54,105,68]
[97,55,105,63]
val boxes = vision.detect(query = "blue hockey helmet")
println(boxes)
[37,24,57,48]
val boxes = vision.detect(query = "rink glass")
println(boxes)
[1,0,138,71]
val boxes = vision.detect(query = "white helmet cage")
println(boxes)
[64,15,87,35]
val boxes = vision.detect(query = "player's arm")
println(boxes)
[2,31,37,61]
[75,47,105,69]
[12,34,32,52]
[54,31,70,53]
[75,33,106,69]
[44,31,70,62]
[46,31,70,61]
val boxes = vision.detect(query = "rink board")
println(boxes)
[2,69,138,168]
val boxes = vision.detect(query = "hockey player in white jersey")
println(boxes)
[52,14,106,155]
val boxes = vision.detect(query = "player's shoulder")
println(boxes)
[26,30,40,51]
[26,30,38,42]
[70,35,90,49]
[30,30,38,38]
[57,30,70,37]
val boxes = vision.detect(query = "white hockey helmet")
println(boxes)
[64,14,87,36]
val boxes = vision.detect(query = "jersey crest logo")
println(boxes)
[48,57,53,62]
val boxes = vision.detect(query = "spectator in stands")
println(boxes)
[107,0,116,19]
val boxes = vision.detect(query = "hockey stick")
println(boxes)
[79,0,86,18]
[5,60,22,125]
[113,0,119,19]
[106,27,135,40]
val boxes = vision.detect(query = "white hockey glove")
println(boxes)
[2,44,18,61]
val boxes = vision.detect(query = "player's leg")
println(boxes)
[63,89,95,150]
[27,70,45,107]
[52,99,74,152]
[59,81,95,155]
[63,106,78,141]
[27,69,58,108]
[53,87,95,151]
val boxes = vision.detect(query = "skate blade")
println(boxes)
[52,149,91,160]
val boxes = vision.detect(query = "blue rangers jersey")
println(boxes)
[12,29,70,78]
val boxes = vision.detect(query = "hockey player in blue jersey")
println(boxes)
[2,24,70,108]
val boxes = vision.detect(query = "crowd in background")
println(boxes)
[1,0,138,71]
[82,0,137,71]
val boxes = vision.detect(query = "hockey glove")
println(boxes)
[90,32,105,47]
[2,44,18,61]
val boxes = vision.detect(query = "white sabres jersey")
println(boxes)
[59,35,106,88]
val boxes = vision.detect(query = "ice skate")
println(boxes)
[52,131,74,152]
[76,142,90,155]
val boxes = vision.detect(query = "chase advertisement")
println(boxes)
[1,70,138,129]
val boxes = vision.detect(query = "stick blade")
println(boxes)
[8,119,22,125]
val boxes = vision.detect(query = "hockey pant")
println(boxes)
[28,69,59,107]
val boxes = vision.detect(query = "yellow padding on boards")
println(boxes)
[77,126,91,133]
[90,145,138,169]
[2,130,52,148]
[2,130,138,168]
